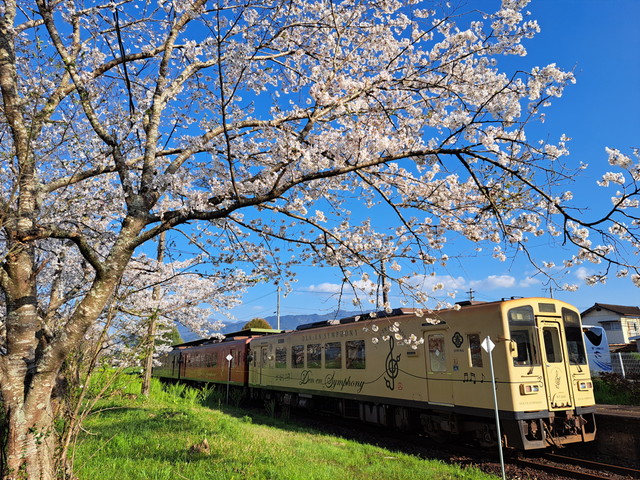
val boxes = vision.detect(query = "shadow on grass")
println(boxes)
[210,397,462,463]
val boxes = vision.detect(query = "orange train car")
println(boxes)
[153,329,281,386]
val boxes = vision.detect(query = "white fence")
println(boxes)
[610,352,640,378]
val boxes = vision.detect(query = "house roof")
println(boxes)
[581,303,640,317]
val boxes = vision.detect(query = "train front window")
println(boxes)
[508,306,540,367]
[562,308,587,365]
[543,327,563,363]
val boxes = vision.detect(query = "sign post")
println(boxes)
[226,353,233,404]
[481,336,506,480]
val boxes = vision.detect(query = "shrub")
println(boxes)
[593,372,640,405]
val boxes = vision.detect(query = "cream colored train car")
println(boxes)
[247,297,596,449]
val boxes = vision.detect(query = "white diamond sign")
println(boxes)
[481,336,495,353]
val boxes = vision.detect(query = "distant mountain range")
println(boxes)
[177,310,360,343]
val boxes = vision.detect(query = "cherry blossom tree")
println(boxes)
[1,0,639,478]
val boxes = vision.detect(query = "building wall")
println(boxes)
[623,318,640,343]
[582,310,625,344]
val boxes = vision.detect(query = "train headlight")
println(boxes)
[519,383,540,395]
[577,380,593,391]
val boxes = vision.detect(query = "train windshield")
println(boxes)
[562,308,587,365]
[508,306,541,367]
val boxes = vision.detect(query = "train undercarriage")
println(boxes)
[251,388,596,450]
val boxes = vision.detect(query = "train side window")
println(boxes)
[346,340,366,369]
[275,347,287,368]
[428,334,447,372]
[292,345,305,368]
[543,327,563,363]
[468,334,483,367]
[307,344,321,368]
[207,353,218,367]
[325,342,342,369]
[562,308,587,365]
[508,306,540,367]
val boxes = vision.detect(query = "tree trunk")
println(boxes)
[141,313,158,397]
[1,237,142,479]
[2,382,58,480]
[141,231,166,396]
[1,257,61,480]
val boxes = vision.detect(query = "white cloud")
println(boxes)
[470,274,516,290]
[519,276,541,288]
[306,282,343,294]
[575,267,592,281]
[306,279,377,296]
[408,274,467,292]
[304,272,541,304]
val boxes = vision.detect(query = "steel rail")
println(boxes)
[542,453,640,479]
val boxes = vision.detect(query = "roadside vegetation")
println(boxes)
[593,372,640,405]
[64,368,640,479]
[71,377,496,480]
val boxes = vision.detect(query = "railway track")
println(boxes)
[266,407,639,480]
[514,452,640,480]
[241,401,640,480]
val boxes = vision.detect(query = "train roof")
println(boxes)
[293,298,571,332]
[296,308,421,331]
[171,328,283,349]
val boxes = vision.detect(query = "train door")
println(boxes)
[258,346,269,385]
[178,352,186,379]
[539,320,573,409]
[424,331,454,405]
[171,354,178,378]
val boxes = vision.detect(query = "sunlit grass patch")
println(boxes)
[73,380,497,480]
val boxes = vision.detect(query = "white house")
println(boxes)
[581,303,640,345]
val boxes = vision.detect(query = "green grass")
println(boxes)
[593,373,640,405]
[72,380,497,480]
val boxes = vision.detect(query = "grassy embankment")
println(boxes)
[593,372,640,405]
[72,377,497,480]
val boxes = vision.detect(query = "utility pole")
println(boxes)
[277,284,281,330]
[467,288,475,301]
[380,260,389,307]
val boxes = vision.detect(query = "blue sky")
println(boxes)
[226,0,640,325]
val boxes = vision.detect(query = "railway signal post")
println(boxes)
[482,336,506,480]
[226,354,233,403]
